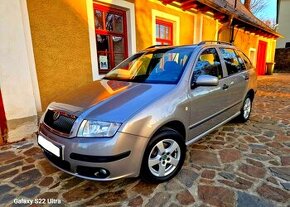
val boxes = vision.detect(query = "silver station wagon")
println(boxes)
[38,41,257,182]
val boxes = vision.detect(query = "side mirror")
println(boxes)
[192,75,219,88]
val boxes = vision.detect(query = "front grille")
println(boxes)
[44,110,76,134]
[44,150,71,172]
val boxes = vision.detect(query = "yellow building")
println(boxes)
[0,0,280,123]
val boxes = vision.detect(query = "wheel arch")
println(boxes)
[247,89,255,101]
[152,120,186,141]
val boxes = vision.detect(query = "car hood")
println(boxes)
[51,79,175,123]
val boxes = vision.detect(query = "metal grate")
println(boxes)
[44,110,76,135]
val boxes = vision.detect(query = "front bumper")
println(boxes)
[38,124,148,181]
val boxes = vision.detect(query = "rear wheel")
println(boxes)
[238,95,252,122]
[140,128,186,183]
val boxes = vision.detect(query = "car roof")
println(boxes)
[143,42,237,52]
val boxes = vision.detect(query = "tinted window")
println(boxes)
[237,51,253,70]
[192,48,223,82]
[220,48,243,76]
[104,48,193,84]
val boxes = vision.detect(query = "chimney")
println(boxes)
[244,0,251,10]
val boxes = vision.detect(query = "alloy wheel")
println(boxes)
[243,97,251,119]
[148,139,181,177]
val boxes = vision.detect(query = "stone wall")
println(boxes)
[275,48,290,73]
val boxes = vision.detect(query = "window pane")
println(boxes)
[114,14,123,33]
[113,36,124,53]
[160,25,165,39]
[106,13,114,31]
[96,35,109,51]
[220,48,242,75]
[165,27,169,40]
[114,53,124,66]
[238,51,253,70]
[156,24,160,38]
[105,48,193,84]
[236,51,247,71]
[95,10,103,29]
[193,48,223,82]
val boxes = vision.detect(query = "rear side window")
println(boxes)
[236,51,253,70]
[192,48,223,82]
[220,48,243,76]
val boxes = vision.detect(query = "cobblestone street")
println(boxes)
[0,74,290,207]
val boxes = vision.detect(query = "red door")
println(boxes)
[0,89,7,145]
[256,41,268,75]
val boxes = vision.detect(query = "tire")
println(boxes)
[140,128,186,183]
[237,95,252,122]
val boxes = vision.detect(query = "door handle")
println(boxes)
[222,84,229,90]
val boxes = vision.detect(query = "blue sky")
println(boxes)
[260,0,277,21]
[240,0,277,22]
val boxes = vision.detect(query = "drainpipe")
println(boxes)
[217,0,237,43]
[217,15,233,42]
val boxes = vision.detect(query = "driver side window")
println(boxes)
[192,48,223,82]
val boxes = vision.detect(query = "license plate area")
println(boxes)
[38,135,62,159]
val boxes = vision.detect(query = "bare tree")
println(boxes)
[242,0,268,18]
[242,0,276,28]
[250,0,268,16]
[241,0,269,20]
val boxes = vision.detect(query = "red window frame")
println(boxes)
[93,4,128,74]
[156,19,173,46]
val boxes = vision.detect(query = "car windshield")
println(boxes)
[104,48,194,84]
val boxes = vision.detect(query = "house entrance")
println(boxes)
[256,40,268,75]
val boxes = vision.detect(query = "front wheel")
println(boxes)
[140,128,186,183]
[238,95,252,122]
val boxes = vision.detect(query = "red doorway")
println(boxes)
[0,89,7,145]
[256,40,268,75]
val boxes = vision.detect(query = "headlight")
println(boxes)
[77,120,121,137]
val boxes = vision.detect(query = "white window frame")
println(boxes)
[86,0,136,80]
[152,9,180,46]
[249,48,257,67]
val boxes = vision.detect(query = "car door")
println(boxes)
[218,48,248,116]
[188,47,229,140]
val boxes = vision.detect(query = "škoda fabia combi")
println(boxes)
[38,42,257,182]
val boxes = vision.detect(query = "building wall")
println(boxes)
[0,0,38,120]
[26,0,278,111]
[134,0,195,51]
[277,0,290,48]
[275,48,290,72]
[27,0,93,109]
[202,15,217,41]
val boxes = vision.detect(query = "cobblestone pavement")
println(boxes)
[0,74,290,207]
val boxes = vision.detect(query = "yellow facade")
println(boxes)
[27,0,93,108]
[134,0,195,50]
[27,0,277,110]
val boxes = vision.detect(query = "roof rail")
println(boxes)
[146,45,166,49]
[198,41,233,46]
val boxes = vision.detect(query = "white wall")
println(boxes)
[277,0,290,48]
[0,0,40,120]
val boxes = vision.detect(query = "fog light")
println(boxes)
[94,168,109,178]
